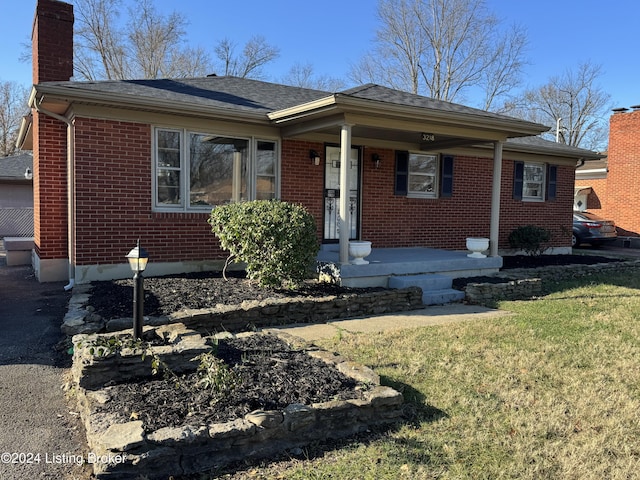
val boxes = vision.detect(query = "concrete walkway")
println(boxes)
[266,304,509,342]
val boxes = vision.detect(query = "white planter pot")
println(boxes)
[466,237,489,258]
[349,240,372,265]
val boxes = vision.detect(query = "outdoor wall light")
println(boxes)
[309,149,321,166]
[126,239,149,340]
[372,153,381,169]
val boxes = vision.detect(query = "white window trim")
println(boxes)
[407,152,440,199]
[152,127,280,212]
[522,162,546,202]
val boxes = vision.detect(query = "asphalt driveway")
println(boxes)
[0,252,91,479]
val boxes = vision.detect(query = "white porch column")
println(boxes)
[339,124,353,264]
[490,140,503,257]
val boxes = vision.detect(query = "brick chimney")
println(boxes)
[32,0,74,84]
[606,109,640,236]
[31,0,74,283]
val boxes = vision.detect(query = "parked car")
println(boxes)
[572,211,617,247]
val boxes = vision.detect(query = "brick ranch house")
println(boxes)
[575,107,640,240]
[19,0,602,286]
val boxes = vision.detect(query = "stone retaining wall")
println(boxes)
[72,327,405,479]
[72,324,211,390]
[63,286,424,336]
[464,278,542,305]
[463,260,640,306]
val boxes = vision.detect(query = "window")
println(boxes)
[409,153,439,197]
[156,129,182,206]
[256,141,277,200]
[395,151,453,198]
[154,128,278,210]
[513,162,557,202]
[523,163,545,200]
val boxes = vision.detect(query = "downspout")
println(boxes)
[33,98,75,290]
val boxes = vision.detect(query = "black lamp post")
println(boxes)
[126,239,149,340]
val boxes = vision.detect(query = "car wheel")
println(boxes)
[572,233,580,247]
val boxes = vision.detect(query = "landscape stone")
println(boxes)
[98,420,144,451]
[245,410,285,428]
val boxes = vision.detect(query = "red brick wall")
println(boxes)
[605,110,640,236]
[73,118,224,265]
[33,113,68,260]
[280,143,573,251]
[358,151,492,249]
[500,161,575,248]
[64,122,579,267]
[280,139,326,240]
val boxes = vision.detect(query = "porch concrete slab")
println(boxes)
[264,304,510,342]
[318,247,503,287]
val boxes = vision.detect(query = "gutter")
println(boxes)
[31,95,75,291]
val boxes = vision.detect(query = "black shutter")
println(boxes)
[513,161,524,200]
[441,155,454,197]
[395,151,409,196]
[547,165,557,201]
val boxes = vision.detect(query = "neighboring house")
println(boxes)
[575,156,607,212]
[20,0,602,284]
[575,107,640,237]
[0,152,34,238]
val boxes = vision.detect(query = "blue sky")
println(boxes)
[1,0,637,110]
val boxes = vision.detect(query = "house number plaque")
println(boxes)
[422,133,435,142]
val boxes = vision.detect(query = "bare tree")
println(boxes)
[501,62,611,150]
[73,0,212,79]
[0,81,29,157]
[73,0,130,80]
[73,0,280,81]
[279,63,346,91]
[213,36,280,79]
[351,0,528,109]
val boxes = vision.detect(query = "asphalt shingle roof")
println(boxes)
[505,136,604,159]
[40,76,544,127]
[36,76,602,157]
[340,84,531,123]
[0,152,33,180]
[42,76,331,114]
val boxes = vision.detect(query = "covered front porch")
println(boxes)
[317,245,502,304]
[269,86,547,267]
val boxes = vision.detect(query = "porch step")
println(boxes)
[389,273,465,306]
[421,289,466,306]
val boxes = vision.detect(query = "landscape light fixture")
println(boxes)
[309,149,321,166]
[126,239,149,340]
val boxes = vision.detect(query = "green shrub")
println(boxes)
[508,225,552,256]
[208,200,319,288]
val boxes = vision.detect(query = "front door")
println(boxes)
[323,145,360,242]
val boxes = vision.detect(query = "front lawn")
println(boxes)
[214,271,640,479]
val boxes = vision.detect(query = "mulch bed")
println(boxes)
[93,334,370,433]
[89,270,382,321]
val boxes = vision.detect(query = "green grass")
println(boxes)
[218,272,640,479]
